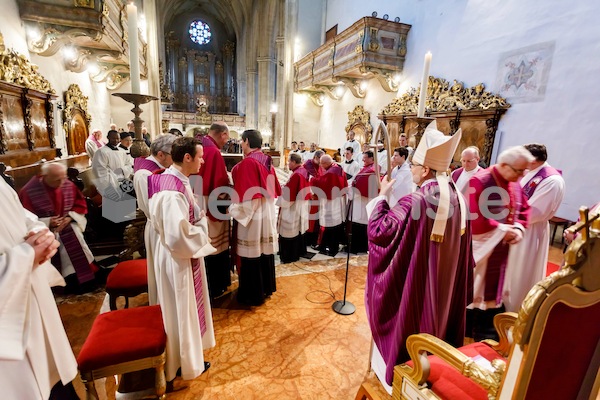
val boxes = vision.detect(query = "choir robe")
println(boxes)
[147,167,216,381]
[91,144,134,200]
[366,180,474,385]
[389,162,413,208]
[504,163,564,311]
[133,155,165,304]
[198,135,232,298]
[376,149,389,174]
[342,159,360,184]
[84,135,103,161]
[342,139,361,161]
[230,149,281,305]
[277,165,310,263]
[468,166,529,309]
[310,163,348,254]
[303,159,323,245]
[452,165,482,195]
[349,163,379,253]
[19,176,95,284]
[0,179,77,400]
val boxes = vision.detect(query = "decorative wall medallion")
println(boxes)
[495,41,555,103]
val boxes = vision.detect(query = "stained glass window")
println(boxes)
[189,20,211,45]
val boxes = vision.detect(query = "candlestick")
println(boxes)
[126,2,140,94]
[416,51,432,118]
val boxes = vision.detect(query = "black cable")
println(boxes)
[289,261,337,304]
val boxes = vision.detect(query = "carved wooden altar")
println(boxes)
[0,33,57,165]
[379,77,511,166]
[63,84,91,155]
[346,105,373,145]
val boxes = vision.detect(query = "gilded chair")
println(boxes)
[393,207,600,400]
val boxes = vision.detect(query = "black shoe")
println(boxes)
[310,244,321,251]
[203,361,211,373]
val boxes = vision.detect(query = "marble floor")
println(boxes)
[58,241,566,400]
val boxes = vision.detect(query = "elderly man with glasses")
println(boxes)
[466,145,533,341]
[451,146,482,194]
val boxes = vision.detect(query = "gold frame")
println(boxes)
[346,105,373,145]
[391,206,600,400]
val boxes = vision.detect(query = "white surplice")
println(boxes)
[342,140,361,161]
[147,167,216,381]
[91,144,134,200]
[0,180,77,400]
[454,165,481,194]
[503,163,565,312]
[133,155,165,304]
[277,194,309,239]
[376,149,389,174]
[342,159,360,184]
[230,197,279,257]
[389,162,413,208]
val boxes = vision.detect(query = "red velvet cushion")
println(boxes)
[524,301,600,399]
[406,342,505,400]
[105,259,148,291]
[77,305,166,371]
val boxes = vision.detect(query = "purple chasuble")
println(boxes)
[247,149,272,171]
[366,181,474,384]
[21,177,94,284]
[451,167,463,182]
[522,165,560,198]
[148,172,207,335]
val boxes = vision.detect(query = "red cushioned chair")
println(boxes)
[105,258,148,310]
[77,305,167,400]
[392,207,600,400]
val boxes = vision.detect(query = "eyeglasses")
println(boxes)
[410,162,423,169]
[507,164,526,175]
[461,158,477,163]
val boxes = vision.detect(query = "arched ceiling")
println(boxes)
[157,0,253,41]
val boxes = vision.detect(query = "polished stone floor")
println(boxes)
[58,241,566,399]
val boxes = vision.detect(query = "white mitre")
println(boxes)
[412,120,466,242]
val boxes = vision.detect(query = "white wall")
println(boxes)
[292,0,600,219]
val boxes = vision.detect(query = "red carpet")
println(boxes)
[546,262,561,276]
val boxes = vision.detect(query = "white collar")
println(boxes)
[147,155,166,169]
[164,165,189,185]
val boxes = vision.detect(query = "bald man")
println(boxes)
[452,146,482,194]
[19,163,96,293]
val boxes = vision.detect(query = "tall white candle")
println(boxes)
[416,51,432,117]
[126,2,140,94]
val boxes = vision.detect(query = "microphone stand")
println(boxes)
[332,192,356,315]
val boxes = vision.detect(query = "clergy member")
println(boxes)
[85,128,104,161]
[388,146,413,208]
[19,162,96,293]
[503,143,565,312]
[398,133,414,156]
[310,155,347,256]
[0,178,78,400]
[348,151,378,254]
[277,153,311,263]
[341,147,360,184]
[467,146,532,340]
[91,129,134,201]
[366,121,473,385]
[133,134,176,304]
[198,122,232,299]
[147,137,216,385]
[452,146,482,194]
[303,149,324,247]
[376,139,389,173]
[342,130,361,161]
[230,129,281,306]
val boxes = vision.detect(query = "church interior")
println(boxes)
[1,0,599,399]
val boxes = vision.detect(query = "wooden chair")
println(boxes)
[105,258,148,310]
[392,207,600,400]
[77,305,167,400]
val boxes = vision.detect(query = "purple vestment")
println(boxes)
[366,181,475,384]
